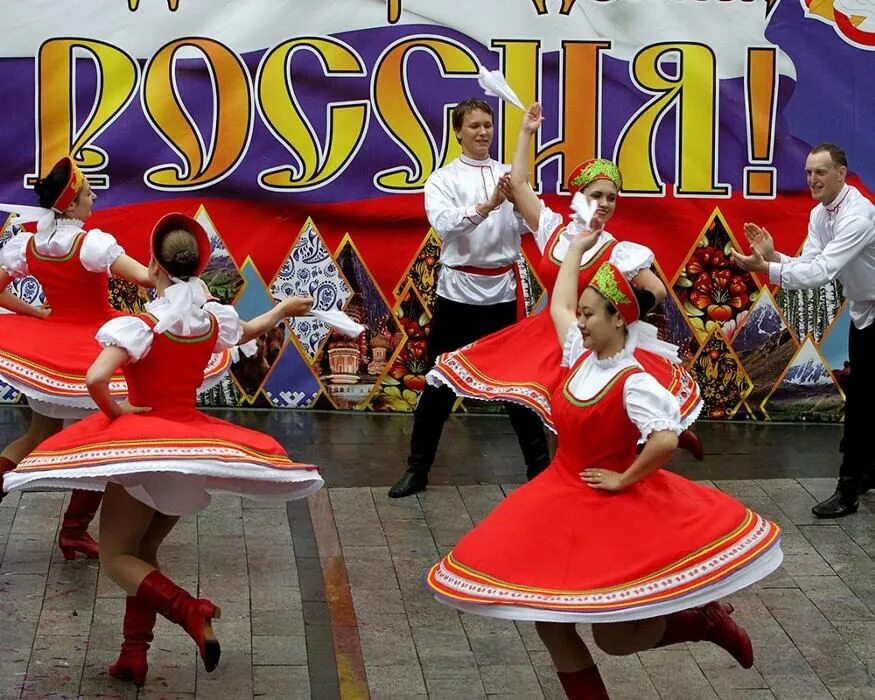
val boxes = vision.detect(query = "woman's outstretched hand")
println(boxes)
[280,296,314,317]
[569,227,600,254]
[522,103,543,134]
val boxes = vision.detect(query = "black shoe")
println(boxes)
[388,471,428,498]
[812,485,859,519]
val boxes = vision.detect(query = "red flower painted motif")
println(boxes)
[674,236,758,339]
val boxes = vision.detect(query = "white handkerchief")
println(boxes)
[309,309,365,338]
[229,339,258,363]
[570,192,597,230]
[477,66,525,111]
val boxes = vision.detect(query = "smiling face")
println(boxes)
[577,286,625,353]
[581,179,618,229]
[455,108,494,161]
[805,150,846,205]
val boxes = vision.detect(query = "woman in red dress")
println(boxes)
[428,103,702,455]
[0,156,158,559]
[5,213,322,685]
[426,233,783,699]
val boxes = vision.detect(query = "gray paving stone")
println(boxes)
[418,650,481,680]
[250,607,306,637]
[425,676,488,699]
[478,662,543,697]
[638,648,719,699]
[793,574,875,621]
[358,613,417,667]
[469,633,532,666]
[365,662,427,696]
[372,487,425,522]
[350,586,407,620]
[252,664,311,700]
[382,517,440,559]
[411,627,471,658]
[404,599,466,632]
[0,660,29,700]
[596,654,663,700]
[22,632,88,698]
[252,634,308,666]
[458,484,506,524]
[764,673,833,699]
[830,688,875,700]
[4,428,875,700]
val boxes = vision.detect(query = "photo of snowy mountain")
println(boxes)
[733,292,797,420]
[197,210,245,305]
[762,338,844,422]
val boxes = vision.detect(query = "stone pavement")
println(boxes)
[2,407,875,699]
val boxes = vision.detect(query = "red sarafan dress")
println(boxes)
[0,224,228,417]
[426,329,782,622]
[428,211,701,433]
[5,307,321,514]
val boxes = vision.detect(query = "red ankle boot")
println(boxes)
[678,429,704,461]
[0,456,16,504]
[557,666,610,699]
[58,490,102,560]
[657,601,753,668]
[108,596,157,686]
[135,570,221,672]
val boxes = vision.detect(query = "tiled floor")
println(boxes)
[2,406,874,699]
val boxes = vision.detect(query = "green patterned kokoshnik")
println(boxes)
[591,262,631,307]
[570,159,622,190]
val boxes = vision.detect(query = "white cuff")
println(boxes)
[465,206,485,225]
[767,262,782,286]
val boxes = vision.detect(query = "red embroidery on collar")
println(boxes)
[825,187,850,215]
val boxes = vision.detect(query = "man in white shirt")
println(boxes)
[388,98,549,498]
[732,144,875,518]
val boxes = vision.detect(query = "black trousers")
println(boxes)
[838,319,875,482]
[407,296,550,478]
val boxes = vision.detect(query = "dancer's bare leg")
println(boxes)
[535,621,595,671]
[536,621,609,698]
[99,483,172,592]
[1,411,63,463]
[592,619,665,655]
[138,511,179,568]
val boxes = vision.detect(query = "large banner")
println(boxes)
[1,0,872,420]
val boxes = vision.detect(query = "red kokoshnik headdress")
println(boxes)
[588,262,639,326]
[49,156,87,212]
[568,159,623,194]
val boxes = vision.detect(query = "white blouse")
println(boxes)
[96,299,243,361]
[767,185,875,329]
[424,154,529,305]
[535,206,653,278]
[0,219,124,277]
[561,326,682,442]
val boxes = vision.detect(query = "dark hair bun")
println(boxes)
[634,289,657,319]
[33,161,72,209]
[173,249,198,267]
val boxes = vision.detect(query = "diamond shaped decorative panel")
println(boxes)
[369,281,433,412]
[688,327,753,419]
[761,337,845,422]
[672,208,760,342]
[393,229,442,314]
[269,218,352,361]
[313,234,404,410]
[732,289,798,420]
